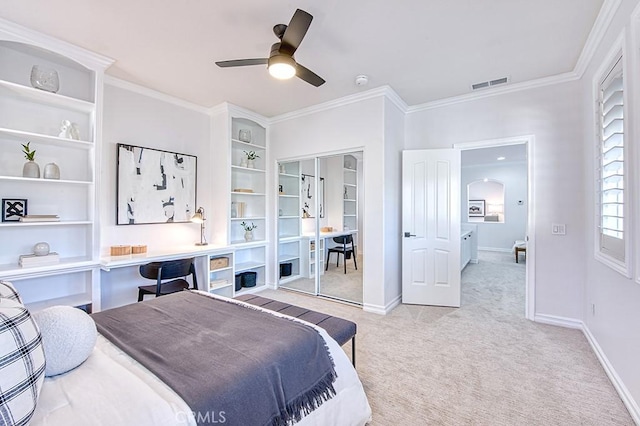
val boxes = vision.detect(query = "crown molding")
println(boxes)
[270,85,405,124]
[574,0,623,77]
[104,75,209,114]
[407,72,579,113]
[0,18,113,71]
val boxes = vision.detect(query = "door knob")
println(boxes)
[404,232,416,238]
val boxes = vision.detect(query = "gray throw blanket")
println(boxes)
[92,291,336,426]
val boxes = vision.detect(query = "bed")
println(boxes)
[3,286,371,426]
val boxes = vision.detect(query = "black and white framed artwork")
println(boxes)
[117,144,197,225]
[301,174,324,218]
[2,198,27,222]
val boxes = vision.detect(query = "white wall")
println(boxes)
[462,162,527,250]
[270,96,402,312]
[580,0,640,418]
[100,83,211,308]
[405,80,586,320]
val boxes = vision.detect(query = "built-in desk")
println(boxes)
[100,244,237,309]
[300,230,358,278]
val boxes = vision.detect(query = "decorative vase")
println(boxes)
[244,231,254,241]
[43,163,60,179]
[240,159,248,168]
[247,159,255,169]
[30,65,59,93]
[23,161,40,178]
[33,242,50,256]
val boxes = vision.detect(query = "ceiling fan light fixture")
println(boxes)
[268,55,296,80]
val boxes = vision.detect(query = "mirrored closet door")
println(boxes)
[277,152,363,305]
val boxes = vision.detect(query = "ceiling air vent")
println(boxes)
[471,76,510,91]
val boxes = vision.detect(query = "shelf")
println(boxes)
[0,221,92,228]
[231,217,266,221]
[0,79,95,113]
[209,281,233,291]
[278,215,298,219]
[279,173,299,178]
[278,194,299,198]
[235,261,266,273]
[343,198,356,202]
[26,293,93,313]
[231,191,265,196]
[231,165,266,173]
[0,175,92,185]
[279,236,301,242]
[279,275,301,285]
[0,258,98,280]
[0,127,93,149]
[343,168,357,172]
[210,266,233,273]
[344,214,357,217]
[344,183,356,187]
[235,283,268,295]
[279,254,300,262]
[231,139,266,150]
[230,240,267,248]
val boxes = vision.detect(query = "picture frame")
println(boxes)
[2,198,27,222]
[468,200,485,217]
[116,143,197,225]
[301,174,325,218]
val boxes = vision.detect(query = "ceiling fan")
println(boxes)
[215,9,325,87]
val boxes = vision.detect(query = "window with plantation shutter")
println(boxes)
[598,54,625,264]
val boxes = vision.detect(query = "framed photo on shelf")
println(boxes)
[468,200,485,217]
[2,198,27,222]
[116,143,197,225]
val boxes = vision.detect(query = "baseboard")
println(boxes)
[363,294,402,315]
[534,313,583,329]
[470,259,479,264]
[478,247,512,253]
[582,324,640,424]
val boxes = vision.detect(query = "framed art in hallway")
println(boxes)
[1,198,27,222]
[116,143,197,225]
[468,200,485,217]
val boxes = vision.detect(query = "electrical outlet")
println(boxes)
[552,223,566,235]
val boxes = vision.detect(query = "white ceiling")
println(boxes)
[0,0,604,117]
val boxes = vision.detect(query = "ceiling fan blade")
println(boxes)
[280,9,313,55]
[215,58,268,68]
[295,63,325,87]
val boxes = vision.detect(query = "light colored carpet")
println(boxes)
[280,254,363,304]
[259,250,633,425]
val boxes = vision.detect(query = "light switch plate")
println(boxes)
[552,223,566,235]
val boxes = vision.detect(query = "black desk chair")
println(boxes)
[137,258,198,302]
[325,235,357,274]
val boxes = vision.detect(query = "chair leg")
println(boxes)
[137,290,144,302]
[325,251,330,271]
[343,252,347,274]
[351,336,356,368]
[353,247,358,271]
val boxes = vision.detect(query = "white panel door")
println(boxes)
[402,149,461,307]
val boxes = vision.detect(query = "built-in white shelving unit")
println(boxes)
[278,161,301,285]
[343,154,358,232]
[0,24,112,312]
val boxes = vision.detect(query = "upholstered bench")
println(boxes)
[235,294,357,367]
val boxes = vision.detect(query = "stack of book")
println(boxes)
[19,214,60,223]
[19,252,60,268]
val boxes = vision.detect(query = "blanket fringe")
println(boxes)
[271,371,338,426]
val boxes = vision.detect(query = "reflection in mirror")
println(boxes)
[467,179,505,223]
[276,152,364,306]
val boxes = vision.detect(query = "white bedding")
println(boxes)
[31,294,372,426]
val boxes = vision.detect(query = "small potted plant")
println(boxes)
[243,150,260,169]
[240,221,257,241]
[21,142,40,178]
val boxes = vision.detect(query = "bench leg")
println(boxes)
[351,336,356,368]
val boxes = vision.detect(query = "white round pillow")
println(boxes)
[33,306,97,377]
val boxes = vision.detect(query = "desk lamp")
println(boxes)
[190,207,208,246]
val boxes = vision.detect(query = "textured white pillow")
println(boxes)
[0,280,22,304]
[33,306,97,377]
[0,297,46,426]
